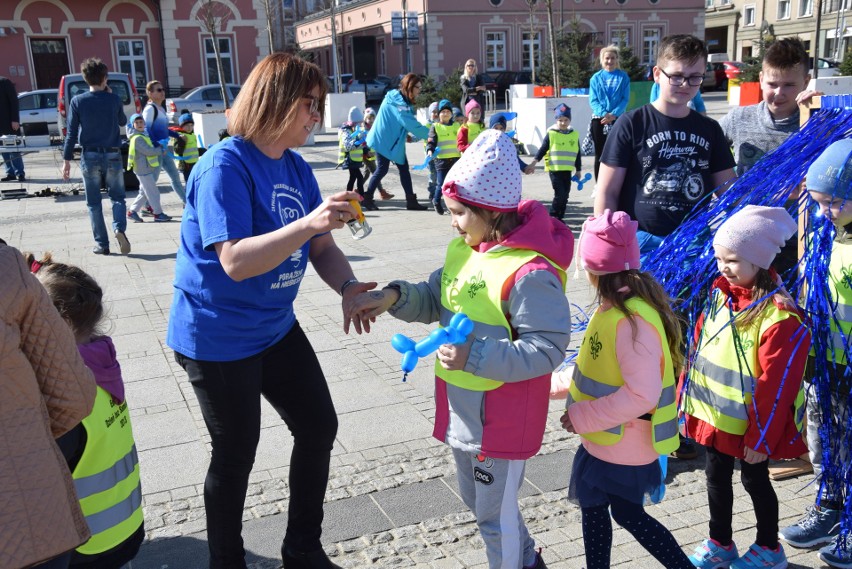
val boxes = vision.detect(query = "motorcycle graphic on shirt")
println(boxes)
[642,157,704,202]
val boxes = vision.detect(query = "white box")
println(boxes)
[512,96,593,156]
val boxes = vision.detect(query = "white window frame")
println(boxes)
[115,38,149,89]
[378,39,386,75]
[485,31,506,72]
[743,4,756,26]
[642,27,663,65]
[778,0,791,19]
[204,36,235,84]
[706,0,713,7]
[799,0,814,17]
[521,30,542,71]
[609,27,631,47]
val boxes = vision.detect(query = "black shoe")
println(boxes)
[362,199,379,211]
[17,174,25,182]
[114,230,131,255]
[405,196,428,211]
[672,435,698,460]
[92,245,110,255]
[524,550,548,569]
[282,546,342,569]
[434,200,445,215]
[1,174,15,182]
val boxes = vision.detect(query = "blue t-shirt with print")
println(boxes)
[167,136,323,361]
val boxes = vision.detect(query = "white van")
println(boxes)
[707,53,731,64]
[57,72,142,141]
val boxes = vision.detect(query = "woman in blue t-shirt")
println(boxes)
[589,45,631,181]
[167,53,374,569]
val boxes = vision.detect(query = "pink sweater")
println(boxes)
[566,302,664,466]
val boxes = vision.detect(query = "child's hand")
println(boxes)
[350,287,399,321]
[743,446,768,464]
[523,165,535,175]
[436,339,471,371]
[559,410,576,433]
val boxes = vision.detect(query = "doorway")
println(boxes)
[30,38,70,89]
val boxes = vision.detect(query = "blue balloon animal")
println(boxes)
[390,313,474,381]
[572,172,593,191]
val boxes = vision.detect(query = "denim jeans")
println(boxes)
[427,160,438,202]
[80,150,126,249]
[637,230,665,257]
[2,151,24,176]
[365,152,414,200]
[153,146,186,203]
[175,323,338,568]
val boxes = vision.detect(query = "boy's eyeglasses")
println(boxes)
[658,68,704,87]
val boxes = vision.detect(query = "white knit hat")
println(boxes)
[441,130,521,212]
[713,205,796,270]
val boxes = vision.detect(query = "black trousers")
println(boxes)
[548,171,573,219]
[175,323,338,569]
[705,446,779,548]
[590,117,608,181]
[346,164,365,194]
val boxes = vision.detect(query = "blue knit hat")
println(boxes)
[554,103,571,120]
[428,101,439,115]
[807,139,852,199]
[438,99,453,112]
[489,111,517,129]
[179,113,194,126]
[129,113,144,126]
[453,107,464,120]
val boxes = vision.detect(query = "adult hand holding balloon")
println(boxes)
[390,313,474,381]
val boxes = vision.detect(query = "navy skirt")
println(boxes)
[568,445,663,508]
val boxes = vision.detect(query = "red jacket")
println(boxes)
[681,276,809,460]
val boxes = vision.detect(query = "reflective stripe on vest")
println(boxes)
[434,123,461,159]
[826,242,852,365]
[683,290,807,436]
[338,131,364,165]
[127,133,159,171]
[182,133,199,164]
[73,387,143,555]
[464,122,485,148]
[569,297,679,454]
[437,239,566,391]
[544,129,578,172]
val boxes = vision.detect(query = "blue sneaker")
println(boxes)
[819,534,852,569]
[779,504,840,548]
[690,539,739,568]
[127,211,144,223]
[153,213,172,222]
[730,543,787,569]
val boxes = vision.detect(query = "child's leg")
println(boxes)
[608,493,693,568]
[581,504,614,569]
[346,166,357,193]
[548,171,571,219]
[129,175,148,213]
[705,446,736,546]
[452,448,536,569]
[183,162,194,184]
[137,173,163,215]
[428,160,438,202]
[353,165,365,195]
[740,458,779,548]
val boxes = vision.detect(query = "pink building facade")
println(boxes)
[296,0,706,81]
[0,0,269,94]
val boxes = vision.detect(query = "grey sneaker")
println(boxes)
[114,230,131,255]
[819,534,852,569]
[779,505,840,548]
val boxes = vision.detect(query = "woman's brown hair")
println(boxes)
[228,53,328,146]
[146,80,162,94]
[594,270,685,373]
[399,73,422,102]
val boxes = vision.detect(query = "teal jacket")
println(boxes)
[365,89,430,165]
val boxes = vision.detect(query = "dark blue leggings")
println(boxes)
[365,152,414,200]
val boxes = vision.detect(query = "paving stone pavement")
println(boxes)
[1,93,830,568]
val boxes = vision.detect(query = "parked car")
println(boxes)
[165,84,242,124]
[723,61,744,81]
[327,74,353,94]
[493,71,533,101]
[478,72,498,92]
[58,71,142,140]
[810,57,841,78]
[18,88,59,137]
[345,78,389,102]
[707,62,729,90]
[703,63,718,91]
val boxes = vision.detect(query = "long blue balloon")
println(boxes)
[390,313,473,380]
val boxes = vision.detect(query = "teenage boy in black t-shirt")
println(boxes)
[594,34,736,254]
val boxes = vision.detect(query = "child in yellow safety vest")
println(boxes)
[425,99,460,216]
[126,113,171,222]
[528,103,582,221]
[559,209,692,569]
[682,205,810,569]
[28,254,144,568]
[457,99,485,154]
[338,106,366,195]
[174,112,200,183]
[351,131,573,569]
[361,106,394,201]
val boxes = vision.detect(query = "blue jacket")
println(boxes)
[589,69,630,117]
[365,89,429,165]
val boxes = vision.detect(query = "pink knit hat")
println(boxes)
[713,205,796,270]
[442,129,521,212]
[464,99,481,116]
[580,209,640,275]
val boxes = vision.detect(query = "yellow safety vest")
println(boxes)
[683,290,807,436]
[463,122,485,150]
[73,387,143,555]
[437,238,566,391]
[544,129,579,172]
[182,132,199,164]
[826,240,852,365]
[568,297,679,454]
[434,122,461,160]
[338,129,364,165]
[127,133,159,171]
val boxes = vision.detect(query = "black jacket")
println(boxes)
[0,77,19,135]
